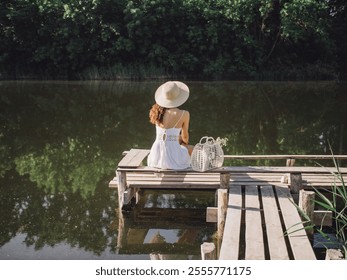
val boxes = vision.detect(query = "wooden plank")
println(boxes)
[260,185,289,260]
[224,155,347,160]
[245,185,265,260]
[118,149,150,168]
[129,173,220,178]
[109,178,118,188]
[122,150,347,160]
[118,165,347,174]
[230,181,288,187]
[219,185,242,260]
[127,178,220,183]
[124,173,281,183]
[126,174,345,185]
[232,181,286,186]
[126,180,220,185]
[111,171,345,190]
[275,185,316,260]
[127,175,220,182]
[128,183,220,189]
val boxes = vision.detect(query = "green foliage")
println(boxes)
[280,0,329,41]
[0,0,345,79]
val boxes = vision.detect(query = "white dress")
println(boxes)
[147,114,191,170]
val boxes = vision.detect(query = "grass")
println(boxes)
[287,154,347,259]
[314,156,347,258]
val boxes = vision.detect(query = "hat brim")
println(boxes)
[155,81,189,108]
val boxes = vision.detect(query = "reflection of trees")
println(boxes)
[15,138,114,198]
[0,170,117,255]
[0,81,156,193]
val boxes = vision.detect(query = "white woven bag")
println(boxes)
[191,136,224,172]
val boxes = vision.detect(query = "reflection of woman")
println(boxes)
[147,81,193,170]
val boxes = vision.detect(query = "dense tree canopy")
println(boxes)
[0,0,346,80]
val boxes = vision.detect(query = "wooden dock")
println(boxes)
[219,184,316,260]
[110,149,347,260]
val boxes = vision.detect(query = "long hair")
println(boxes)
[149,103,166,125]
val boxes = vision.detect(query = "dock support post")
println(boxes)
[135,188,142,204]
[325,249,344,260]
[289,172,303,194]
[220,173,231,189]
[217,189,228,238]
[116,208,125,253]
[299,189,315,236]
[201,242,216,260]
[286,158,296,166]
[116,171,127,209]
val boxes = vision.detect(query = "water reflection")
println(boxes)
[116,190,215,259]
[0,81,346,259]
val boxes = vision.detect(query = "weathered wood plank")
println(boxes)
[122,150,347,160]
[219,186,242,260]
[245,185,265,260]
[109,172,347,189]
[127,174,347,187]
[127,173,285,181]
[109,178,118,188]
[128,183,220,189]
[275,185,316,260]
[118,165,347,174]
[224,155,347,160]
[260,185,289,260]
[118,149,150,168]
[127,178,220,183]
[230,181,288,187]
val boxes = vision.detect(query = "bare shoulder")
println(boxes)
[182,109,190,118]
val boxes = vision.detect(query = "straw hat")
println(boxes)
[155,81,189,108]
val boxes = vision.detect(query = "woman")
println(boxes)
[147,81,193,169]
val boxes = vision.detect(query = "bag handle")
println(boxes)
[199,136,215,145]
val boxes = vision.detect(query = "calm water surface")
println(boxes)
[0,81,346,259]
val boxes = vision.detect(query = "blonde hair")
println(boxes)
[149,103,166,125]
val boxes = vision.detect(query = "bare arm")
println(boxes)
[181,111,190,145]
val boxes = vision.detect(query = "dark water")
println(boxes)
[0,80,346,260]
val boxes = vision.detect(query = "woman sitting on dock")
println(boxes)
[147,81,193,170]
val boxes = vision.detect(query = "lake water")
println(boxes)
[0,80,346,260]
